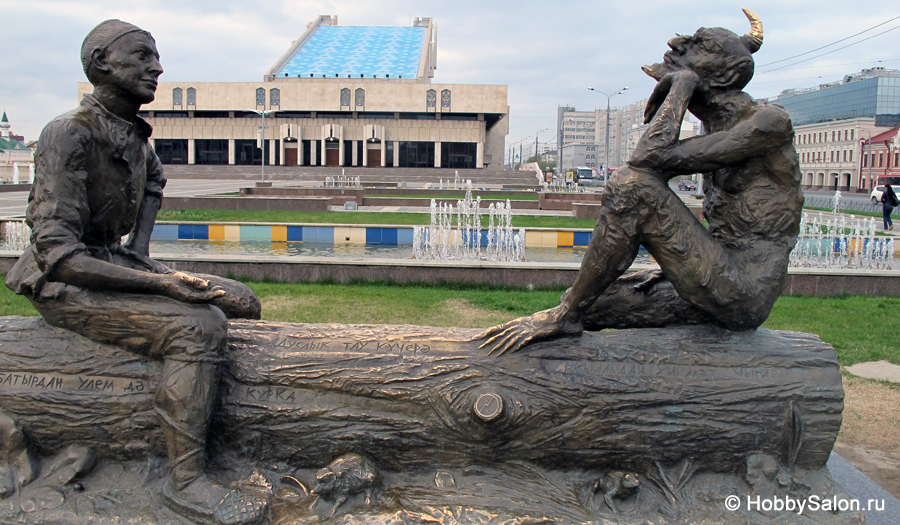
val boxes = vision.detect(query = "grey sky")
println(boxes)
[2,0,898,154]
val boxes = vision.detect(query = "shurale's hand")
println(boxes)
[477,304,583,356]
[643,70,703,124]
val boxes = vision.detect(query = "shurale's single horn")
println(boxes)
[741,8,763,53]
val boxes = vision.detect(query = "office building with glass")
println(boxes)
[766,68,900,126]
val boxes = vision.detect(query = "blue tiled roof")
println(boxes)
[277,26,427,78]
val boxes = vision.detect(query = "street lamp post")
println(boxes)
[506,136,531,170]
[517,136,530,169]
[560,118,575,175]
[251,110,275,183]
[857,127,872,192]
[534,128,549,165]
[588,86,629,184]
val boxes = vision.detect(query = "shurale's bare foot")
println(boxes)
[477,304,583,356]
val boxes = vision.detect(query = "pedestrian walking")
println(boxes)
[882,184,898,231]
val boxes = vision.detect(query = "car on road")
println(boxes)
[678,180,697,191]
[871,185,888,203]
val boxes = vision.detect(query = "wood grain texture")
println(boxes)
[0,316,843,474]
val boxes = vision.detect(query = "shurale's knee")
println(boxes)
[601,166,670,214]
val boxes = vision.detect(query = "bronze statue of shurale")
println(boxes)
[481,9,804,354]
[5,20,266,525]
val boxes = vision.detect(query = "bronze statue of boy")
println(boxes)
[5,20,265,524]
[481,9,803,354]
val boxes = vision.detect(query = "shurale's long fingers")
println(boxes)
[488,329,526,356]
[475,318,519,342]
[478,323,516,349]
[480,330,507,351]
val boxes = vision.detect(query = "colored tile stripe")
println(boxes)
[150,224,594,248]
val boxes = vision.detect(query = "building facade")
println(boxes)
[557,99,651,173]
[78,16,508,170]
[792,118,881,192]
[556,106,597,172]
[0,112,34,183]
[765,68,900,127]
[861,127,900,191]
[560,143,600,170]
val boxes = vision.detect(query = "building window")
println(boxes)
[340,88,351,108]
[849,150,853,162]
[355,88,365,107]
[440,142,477,169]
[895,152,899,168]
[173,87,183,106]
[441,89,451,109]
[831,131,835,142]
[154,139,188,164]
[426,89,436,108]
[830,151,834,162]
[235,139,279,166]
[843,150,847,162]
[186,87,196,106]
[850,130,854,141]
[398,141,435,168]
[256,88,266,107]
[269,88,280,108]
[879,153,884,167]
[194,139,229,165]
[863,154,867,168]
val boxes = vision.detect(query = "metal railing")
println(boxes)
[804,196,899,217]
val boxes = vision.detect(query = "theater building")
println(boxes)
[77,16,508,169]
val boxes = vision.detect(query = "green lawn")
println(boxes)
[0,278,895,368]
[761,295,900,367]
[156,209,597,229]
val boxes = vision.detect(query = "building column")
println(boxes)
[188,139,196,164]
[309,140,317,166]
[434,141,441,168]
[351,141,358,166]
[269,139,276,165]
[476,142,484,169]
[320,134,326,166]
[297,128,304,166]
[393,141,400,167]
[228,139,235,165]
[363,141,369,167]
[381,140,386,167]
[280,138,286,166]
